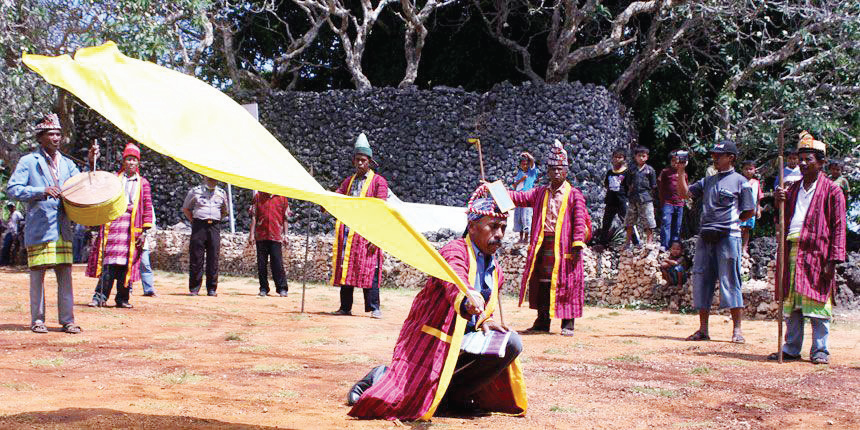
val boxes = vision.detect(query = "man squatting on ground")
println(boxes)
[510,140,591,336]
[6,113,98,334]
[182,176,229,296]
[770,131,846,365]
[676,139,755,343]
[346,185,526,420]
[86,142,154,308]
[330,133,388,318]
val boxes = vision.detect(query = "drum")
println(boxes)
[61,171,127,226]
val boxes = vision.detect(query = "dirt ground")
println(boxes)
[1,265,859,430]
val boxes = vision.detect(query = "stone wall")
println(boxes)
[150,230,860,319]
[72,82,630,234]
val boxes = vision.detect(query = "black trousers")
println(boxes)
[533,280,575,331]
[94,264,130,305]
[189,219,221,293]
[339,266,380,313]
[256,240,288,294]
[600,201,627,244]
[444,331,524,407]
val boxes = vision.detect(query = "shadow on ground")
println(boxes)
[0,408,291,429]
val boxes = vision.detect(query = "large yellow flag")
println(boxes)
[22,42,468,292]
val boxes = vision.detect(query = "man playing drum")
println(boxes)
[6,113,98,334]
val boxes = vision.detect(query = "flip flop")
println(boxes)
[731,334,745,344]
[31,322,48,334]
[767,352,801,361]
[62,324,82,334]
[685,330,710,341]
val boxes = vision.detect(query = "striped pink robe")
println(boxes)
[331,171,388,288]
[86,173,153,285]
[776,172,846,302]
[349,238,526,420]
[510,182,592,319]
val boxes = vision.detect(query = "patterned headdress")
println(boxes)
[354,132,372,159]
[547,139,569,167]
[797,130,826,154]
[35,113,62,132]
[465,184,507,222]
[122,142,141,160]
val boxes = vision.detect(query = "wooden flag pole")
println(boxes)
[776,124,787,363]
[300,167,314,314]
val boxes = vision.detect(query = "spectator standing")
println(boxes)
[828,160,851,199]
[86,142,154,308]
[511,151,540,243]
[5,113,97,334]
[0,203,23,265]
[769,132,846,365]
[331,133,388,318]
[657,151,687,249]
[182,175,229,296]
[248,191,290,297]
[599,149,628,245]
[739,160,762,252]
[773,149,802,190]
[676,139,755,343]
[623,146,657,245]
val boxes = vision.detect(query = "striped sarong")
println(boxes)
[27,239,72,268]
[528,234,555,308]
[102,209,132,265]
[783,233,832,319]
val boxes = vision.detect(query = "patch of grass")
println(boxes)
[302,337,345,346]
[238,345,269,353]
[225,332,244,341]
[134,399,180,410]
[543,348,567,355]
[336,354,374,364]
[0,382,35,391]
[55,337,89,345]
[687,380,704,387]
[689,366,711,375]
[126,350,184,361]
[609,354,642,363]
[305,326,328,333]
[620,339,639,345]
[161,370,204,385]
[743,402,773,411]
[30,358,64,368]
[163,321,209,328]
[252,363,301,374]
[288,314,309,321]
[607,311,621,316]
[673,422,716,428]
[154,334,192,341]
[629,386,678,397]
[273,389,299,398]
[549,405,578,413]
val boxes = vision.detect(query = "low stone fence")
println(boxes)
[150,227,797,319]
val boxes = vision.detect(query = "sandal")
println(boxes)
[767,352,801,361]
[31,322,48,334]
[62,323,82,334]
[685,330,710,341]
[810,352,830,365]
[731,334,746,344]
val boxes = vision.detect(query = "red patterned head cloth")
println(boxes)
[797,130,826,154]
[122,142,141,160]
[35,113,62,132]
[466,184,507,222]
[547,139,569,167]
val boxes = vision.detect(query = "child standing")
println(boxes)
[739,160,762,252]
[512,151,540,243]
[599,149,628,245]
[623,146,657,245]
[828,160,851,199]
[657,150,687,249]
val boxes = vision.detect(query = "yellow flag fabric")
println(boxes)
[22,41,468,292]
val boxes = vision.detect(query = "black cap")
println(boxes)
[709,139,738,155]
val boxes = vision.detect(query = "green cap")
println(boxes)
[354,133,372,158]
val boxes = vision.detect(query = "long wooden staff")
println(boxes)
[300,167,314,314]
[468,138,507,328]
[776,123,787,363]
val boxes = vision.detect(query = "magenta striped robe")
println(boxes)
[86,172,154,285]
[331,171,388,288]
[349,238,525,420]
[510,182,591,319]
[776,172,846,302]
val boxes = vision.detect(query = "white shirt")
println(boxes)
[788,179,817,235]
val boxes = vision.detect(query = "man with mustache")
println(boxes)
[509,139,592,337]
[330,133,388,318]
[6,113,98,334]
[346,185,526,420]
[769,132,846,365]
[86,142,154,308]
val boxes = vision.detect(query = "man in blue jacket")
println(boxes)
[6,114,97,334]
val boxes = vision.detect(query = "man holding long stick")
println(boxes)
[769,132,846,365]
